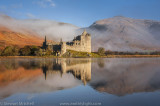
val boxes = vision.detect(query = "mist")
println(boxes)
[86,16,160,52]
[0,14,79,42]
[0,14,160,52]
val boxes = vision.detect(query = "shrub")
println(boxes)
[30,46,41,56]
[98,47,105,55]
[19,46,31,56]
[46,49,53,55]
[35,48,44,56]
[1,46,19,56]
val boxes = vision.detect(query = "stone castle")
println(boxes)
[42,30,91,55]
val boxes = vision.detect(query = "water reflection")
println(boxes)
[0,58,91,99]
[42,59,91,85]
[91,58,160,96]
[0,58,160,102]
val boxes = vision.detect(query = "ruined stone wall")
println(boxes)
[61,42,66,55]
[43,30,91,55]
[65,34,91,53]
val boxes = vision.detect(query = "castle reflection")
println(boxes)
[1,58,160,98]
[0,58,92,99]
[42,59,91,85]
[0,58,92,86]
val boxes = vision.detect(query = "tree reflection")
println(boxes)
[97,58,105,68]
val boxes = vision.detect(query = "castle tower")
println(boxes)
[43,36,47,50]
[82,29,87,36]
[80,29,91,53]
[60,38,62,43]
[45,35,47,43]
[61,39,66,55]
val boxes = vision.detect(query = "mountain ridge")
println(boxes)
[86,16,160,51]
[0,14,160,51]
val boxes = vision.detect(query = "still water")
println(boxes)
[0,58,160,106]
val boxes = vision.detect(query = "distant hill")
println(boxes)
[0,14,160,51]
[0,14,78,49]
[0,26,43,49]
[86,16,160,51]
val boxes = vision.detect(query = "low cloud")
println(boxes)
[0,14,79,42]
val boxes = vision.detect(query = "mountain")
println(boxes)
[0,26,44,49]
[0,14,79,49]
[86,16,160,51]
[0,15,43,49]
[0,14,160,51]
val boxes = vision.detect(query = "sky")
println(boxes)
[0,0,160,27]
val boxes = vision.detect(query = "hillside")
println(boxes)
[0,14,160,52]
[0,14,79,42]
[0,26,43,49]
[86,16,160,51]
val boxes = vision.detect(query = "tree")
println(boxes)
[30,46,40,56]
[35,48,44,56]
[46,49,52,55]
[1,46,19,56]
[97,59,105,68]
[19,46,31,56]
[98,47,105,55]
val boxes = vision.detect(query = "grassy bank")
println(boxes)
[0,50,160,58]
[103,55,160,58]
[0,55,160,58]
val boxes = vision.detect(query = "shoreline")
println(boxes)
[0,55,160,58]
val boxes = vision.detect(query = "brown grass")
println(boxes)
[0,26,43,49]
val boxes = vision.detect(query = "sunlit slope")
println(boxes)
[0,26,43,49]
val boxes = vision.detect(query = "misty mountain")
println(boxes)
[0,14,79,42]
[86,16,160,51]
[0,14,160,51]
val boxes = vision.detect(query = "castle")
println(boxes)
[42,30,91,56]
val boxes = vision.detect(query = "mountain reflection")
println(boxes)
[90,58,160,96]
[0,58,160,99]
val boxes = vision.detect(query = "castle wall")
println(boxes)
[43,30,91,55]
[65,34,91,53]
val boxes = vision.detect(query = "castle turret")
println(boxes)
[61,41,66,55]
[43,36,47,50]
[45,36,47,43]
[82,29,87,36]
[60,38,62,43]
[80,30,91,53]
